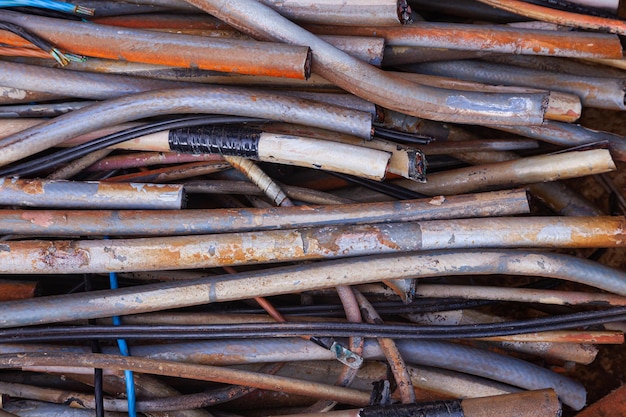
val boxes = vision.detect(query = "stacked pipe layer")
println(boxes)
[0,1,624,417]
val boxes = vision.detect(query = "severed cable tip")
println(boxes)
[74,4,96,15]
[49,48,70,66]
[398,0,414,25]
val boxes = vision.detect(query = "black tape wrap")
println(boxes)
[168,125,261,157]
[360,400,464,417]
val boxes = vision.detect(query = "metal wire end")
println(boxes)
[64,52,88,63]
[74,4,95,15]
[49,48,70,66]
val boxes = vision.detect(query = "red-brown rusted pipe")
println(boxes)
[305,23,624,59]
[0,10,311,79]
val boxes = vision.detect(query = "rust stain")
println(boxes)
[18,179,44,195]
[22,211,55,228]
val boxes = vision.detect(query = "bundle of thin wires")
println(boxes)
[0,20,84,65]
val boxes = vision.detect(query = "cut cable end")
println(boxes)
[50,48,87,66]
[74,4,95,15]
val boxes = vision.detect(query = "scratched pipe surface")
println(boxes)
[0,88,372,168]
[392,111,608,216]
[394,149,616,196]
[0,178,183,210]
[408,60,626,111]
[97,0,407,25]
[0,189,529,236]
[271,390,561,417]
[0,250,625,329]
[495,121,626,163]
[1,336,580,408]
[0,216,623,273]
[184,0,572,125]
[0,10,311,79]
[0,353,372,407]
[413,284,626,307]
[305,22,624,59]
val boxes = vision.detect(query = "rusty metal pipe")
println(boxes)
[0,280,37,301]
[0,353,372,407]
[271,389,561,417]
[97,0,408,26]
[306,23,624,59]
[0,10,312,79]
[186,180,354,205]
[0,338,585,409]
[0,189,529,236]
[354,290,415,404]
[0,250,624,329]
[475,0,626,35]
[0,61,190,100]
[408,60,626,111]
[0,216,623,274]
[495,121,626,163]
[0,178,183,210]
[414,284,626,307]
[184,0,578,125]
[0,87,373,168]
[393,149,616,196]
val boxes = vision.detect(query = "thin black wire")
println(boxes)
[3,306,626,343]
[373,126,433,145]
[330,172,428,200]
[0,115,266,177]
[0,20,57,52]
[84,275,104,417]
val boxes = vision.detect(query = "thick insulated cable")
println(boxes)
[182,0,579,125]
[0,250,625,328]
[0,216,623,274]
[0,87,372,167]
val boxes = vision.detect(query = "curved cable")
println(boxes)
[0,115,264,177]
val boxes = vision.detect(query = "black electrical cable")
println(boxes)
[3,306,626,343]
[0,20,58,53]
[0,115,266,177]
[83,275,104,417]
[330,172,428,200]
[373,126,433,145]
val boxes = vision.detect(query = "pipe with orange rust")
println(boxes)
[0,189,530,236]
[183,0,580,125]
[0,178,184,210]
[0,10,311,79]
[0,216,623,274]
[305,22,624,59]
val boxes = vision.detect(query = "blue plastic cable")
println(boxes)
[109,272,137,417]
[0,0,94,15]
